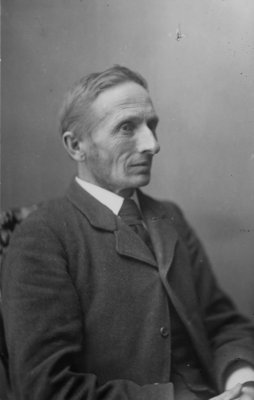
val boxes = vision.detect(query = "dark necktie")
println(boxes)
[119,198,154,254]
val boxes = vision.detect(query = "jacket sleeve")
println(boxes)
[1,212,173,400]
[170,203,254,391]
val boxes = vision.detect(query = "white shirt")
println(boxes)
[76,177,124,215]
[75,177,140,215]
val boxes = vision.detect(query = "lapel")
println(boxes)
[66,180,157,267]
[66,179,118,231]
[138,191,214,380]
[114,222,157,267]
[138,190,178,276]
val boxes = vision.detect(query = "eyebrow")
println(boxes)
[114,114,159,131]
[115,110,159,124]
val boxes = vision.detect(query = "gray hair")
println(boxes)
[59,65,148,139]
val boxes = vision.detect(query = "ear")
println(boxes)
[62,131,86,162]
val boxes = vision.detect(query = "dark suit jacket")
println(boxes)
[1,180,254,400]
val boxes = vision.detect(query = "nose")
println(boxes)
[137,126,160,155]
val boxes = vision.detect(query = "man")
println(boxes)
[1,65,254,400]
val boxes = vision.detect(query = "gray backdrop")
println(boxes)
[2,0,254,318]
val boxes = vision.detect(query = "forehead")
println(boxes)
[91,82,157,123]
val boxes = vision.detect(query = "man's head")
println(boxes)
[61,65,160,196]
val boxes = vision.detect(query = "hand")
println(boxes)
[210,384,242,400]
[240,382,254,400]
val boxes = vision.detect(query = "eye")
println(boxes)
[147,118,158,134]
[119,121,135,134]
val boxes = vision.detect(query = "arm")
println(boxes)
[170,204,254,392]
[1,212,172,400]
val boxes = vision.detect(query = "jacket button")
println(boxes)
[160,326,169,337]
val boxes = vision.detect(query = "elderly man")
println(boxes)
[1,65,254,400]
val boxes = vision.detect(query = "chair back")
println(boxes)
[0,205,38,399]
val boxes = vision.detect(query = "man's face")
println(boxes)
[79,81,160,196]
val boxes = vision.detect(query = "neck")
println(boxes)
[76,173,136,199]
[117,188,135,198]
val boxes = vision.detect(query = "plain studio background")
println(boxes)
[1,0,254,320]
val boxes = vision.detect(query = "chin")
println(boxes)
[131,174,151,189]
[117,173,151,192]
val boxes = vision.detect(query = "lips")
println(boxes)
[131,162,151,169]
[131,157,152,168]
[130,160,152,173]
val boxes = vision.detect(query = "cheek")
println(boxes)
[90,137,135,174]
[113,150,132,174]
[113,140,136,163]
[92,146,117,175]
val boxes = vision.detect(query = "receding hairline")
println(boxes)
[59,65,149,138]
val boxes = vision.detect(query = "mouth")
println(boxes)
[131,157,152,168]
[130,160,152,172]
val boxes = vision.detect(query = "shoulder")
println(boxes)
[140,190,188,226]
[140,191,199,245]
[5,195,81,252]
[18,196,72,230]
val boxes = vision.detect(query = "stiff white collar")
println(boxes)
[75,177,139,216]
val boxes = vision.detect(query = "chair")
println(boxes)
[0,310,9,400]
[0,205,38,399]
